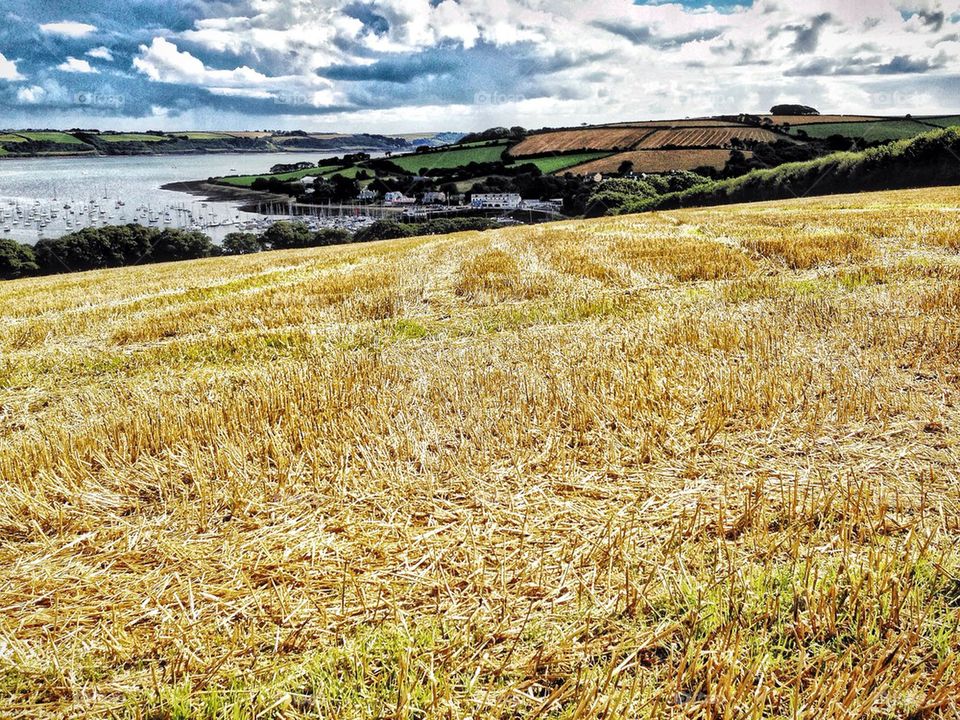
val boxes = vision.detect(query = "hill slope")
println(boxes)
[630,126,960,212]
[3,187,960,717]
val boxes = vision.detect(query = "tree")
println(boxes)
[313,228,351,246]
[0,239,38,279]
[770,104,819,116]
[331,175,361,202]
[222,232,264,255]
[617,160,635,175]
[263,221,313,250]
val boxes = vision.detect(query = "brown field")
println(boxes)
[223,131,276,138]
[636,126,782,148]
[601,119,747,128]
[3,187,960,718]
[763,115,885,125]
[509,128,655,156]
[563,148,745,175]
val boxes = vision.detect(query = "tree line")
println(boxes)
[0,217,509,281]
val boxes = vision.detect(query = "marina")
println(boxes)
[0,152,374,244]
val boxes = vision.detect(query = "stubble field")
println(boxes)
[2,187,960,718]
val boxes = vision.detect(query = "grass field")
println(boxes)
[0,134,28,143]
[567,148,741,175]
[95,133,170,143]
[16,131,87,145]
[218,165,362,188]
[789,120,936,141]
[3,186,960,718]
[177,132,232,140]
[388,143,508,172]
[524,151,613,174]
[920,116,960,129]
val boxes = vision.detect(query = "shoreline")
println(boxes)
[0,145,401,162]
[162,180,405,217]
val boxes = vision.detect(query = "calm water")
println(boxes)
[0,152,344,244]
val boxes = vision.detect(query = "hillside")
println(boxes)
[0,130,457,157]
[629,126,960,213]
[2,186,960,718]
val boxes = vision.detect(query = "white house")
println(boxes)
[384,191,415,205]
[471,193,522,209]
[421,191,447,205]
[357,189,378,202]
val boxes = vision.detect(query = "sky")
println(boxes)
[0,0,958,133]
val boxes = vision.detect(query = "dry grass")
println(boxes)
[3,187,960,719]
[509,128,656,156]
[564,149,744,176]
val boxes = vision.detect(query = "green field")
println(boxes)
[388,142,509,172]
[177,132,231,140]
[95,133,170,143]
[789,120,935,141]
[17,131,87,145]
[0,133,27,143]
[523,151,614,174]
[919,115,960,128]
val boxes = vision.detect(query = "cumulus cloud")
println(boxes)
[39,21,98,38]
[4,0,960,128]
[58,57,99,74]
[16,85,44,103]
[86,47,114,62]
[0,52,24,81]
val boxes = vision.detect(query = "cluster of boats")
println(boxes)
[0,198,251,237]
[1,196,380,243]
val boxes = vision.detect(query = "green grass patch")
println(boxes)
[524,152,613,174]
[920,115,960,129]
[178,132,231,140]
[789,120,934,142]
[0,133,28,143]
[95,133,170,143]
[17,131,87,145]
[389,143,509,173]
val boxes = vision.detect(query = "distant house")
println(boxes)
[421,191,447,205]
[357,189,378,202]
[384,191,415,205]
[471,193,522,209]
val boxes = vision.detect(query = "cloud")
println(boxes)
[39,21,98,38]
[0,52,24,81]
[58,57,100,74]
[876,54,945,74]
[2,0,960,130]
[917,10,946,32]
[86,47,114,61]
[786,13,833,55]
[16,85,44,103]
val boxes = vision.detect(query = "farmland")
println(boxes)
[15,131,87,145]
[2,185,960,718]
[635,126,782,148]
[523,151,614,174]
[763,114,883,125]
[566,148,743,175]
[788,119,938,141]
[95,133,170,143]
[921,115,960,128]
[510,128,655,155]
[387,142,509,172]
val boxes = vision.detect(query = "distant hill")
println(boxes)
[623,126,960,213]
[496,113,960,177]
[0,130,463,158]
